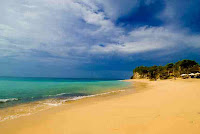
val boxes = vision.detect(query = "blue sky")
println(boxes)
[0,0,200,78]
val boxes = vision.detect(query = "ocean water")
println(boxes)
[0,77,132,122]
[0,77,131,109]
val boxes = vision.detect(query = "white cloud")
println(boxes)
[90,26,200,54]
[0,0,199,61]
[0,0,123,58]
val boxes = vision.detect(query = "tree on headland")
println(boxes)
[148,66,159,80]
[165,63,174,76]
[179,60,198,74]
[189,64,200,73]
[132,59,200,80]
[133,66,148,78]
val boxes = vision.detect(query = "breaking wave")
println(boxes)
[0,98,19,103]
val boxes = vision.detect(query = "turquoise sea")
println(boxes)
[0,77,131,109]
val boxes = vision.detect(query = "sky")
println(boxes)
[0,0,200,79]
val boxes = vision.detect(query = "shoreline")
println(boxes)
[1,79,200,134]
[0,80,134,123]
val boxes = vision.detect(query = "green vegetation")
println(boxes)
[132,60,200,80]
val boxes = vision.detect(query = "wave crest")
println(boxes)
[0,98,19,103]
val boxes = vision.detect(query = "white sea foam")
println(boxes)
[0,89,126,122]
[56,93,66,96]
[0,98,18,103]
[46,93,67,97]
[43,102,62,106]
[0,113,31,122]
[62,89,126,102]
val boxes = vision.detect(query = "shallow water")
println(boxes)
[0,77,132,122]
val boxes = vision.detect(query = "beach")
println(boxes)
[0,79,200,134]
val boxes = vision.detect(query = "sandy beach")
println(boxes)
[0,79,200,134]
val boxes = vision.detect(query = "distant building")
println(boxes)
[189,73,195,78]
[182,72,200,79]
[180,74,189,79]
[195,73,200,78]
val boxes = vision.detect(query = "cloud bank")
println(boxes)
[0,0,199,78]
